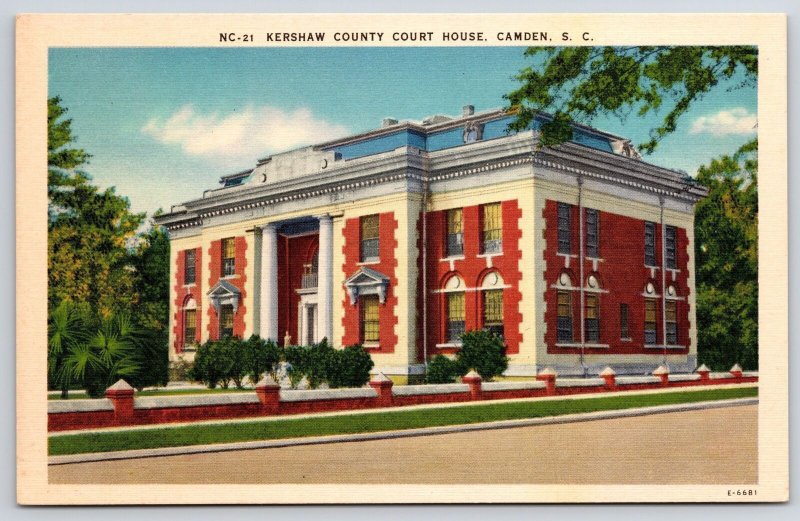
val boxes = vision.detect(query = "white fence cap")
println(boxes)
[696,364,710,372]
[730,363,743,372]
[370,370,392,383]
[652,365,670,375]
[538,367,557,377]
[106,379,134,392]
[599,366,616,377]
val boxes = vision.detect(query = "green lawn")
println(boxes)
[48,387,253,400]
[48,386,757,456]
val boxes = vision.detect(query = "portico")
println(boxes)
[256,215,334,345]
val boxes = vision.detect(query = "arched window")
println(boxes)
[183,297,197,349]
[480,271,505,339]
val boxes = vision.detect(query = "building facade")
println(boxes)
[156,106,707,382]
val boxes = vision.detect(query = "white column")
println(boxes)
[317,214,334,343]
[260,223,279,341]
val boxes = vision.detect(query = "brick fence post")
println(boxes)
[696,364,711,382]
[462,370,483,401]
[729,363,743,379]
[105,379,135,424]
[536,367,557,395]
[369,370,394,407]
[255,375,281,414]
[653,365,670,386]
[600,366,616,391]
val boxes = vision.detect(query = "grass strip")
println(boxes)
[49,386,757,456]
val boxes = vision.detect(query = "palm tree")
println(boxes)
[47,301,86,398]
[49,304,142,398]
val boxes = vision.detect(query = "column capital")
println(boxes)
[315,213,333,223]
[261,222,279,233]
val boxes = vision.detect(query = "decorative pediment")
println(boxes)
[344,267,390,305]
[207,280,241,314]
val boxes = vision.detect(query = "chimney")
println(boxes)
[382,117,399,128]
[462,105,475,116]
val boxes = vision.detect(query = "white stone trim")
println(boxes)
[392,384,470,396]
[48,399,114,413]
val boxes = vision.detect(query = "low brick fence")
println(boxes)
[48,364,757,432]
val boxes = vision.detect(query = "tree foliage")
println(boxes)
[47,96,170,394]
[505,46,757,153]
[695,139,758,369]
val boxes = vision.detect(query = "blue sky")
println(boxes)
[48,47,757,216]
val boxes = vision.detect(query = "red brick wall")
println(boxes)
[277,233,319,345]
[206,236,248,340]
[421,200,523,356]
[341,212,399,352]
[172,247,202,354]
[542,200,691,355]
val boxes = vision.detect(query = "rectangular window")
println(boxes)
[446,292,466,343]
[644,222,656,266]
[585,294,599,343]
[184,249,196,285]
[219,304,234,338]
[557,291,573,343]
[585,208,599,258]
[666,300,678,345]
[184,309,197,346]
[446,208,464,257]
[222,238,236,277]
[558,202,572,254]
[620,303,630,339]
[361,295,380,344]
[481,203,502,254]
[665,225,677,269]
[482,289,504,338]
[360,214,380,262]
[644,299,657,345]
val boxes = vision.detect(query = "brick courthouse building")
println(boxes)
[156,106,707,382]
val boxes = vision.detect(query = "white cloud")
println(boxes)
[689,107,757,136]
[141,105,349,159]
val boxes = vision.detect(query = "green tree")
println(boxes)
[48,96,145,317]
[505,46,757,153]
[695,139,758,369]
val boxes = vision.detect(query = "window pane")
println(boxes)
[220,305,234,338]
[361,214,379,239]
[665,226,677,269]
[447,292,465,342]
[557,290,573,343]
[361,295,380,343]
[644,299,657,344]
[666,300,677,345]
[644,222,655,266]
[558,203,571,254]
[184,309,196,345]
[585,208,599,258]
[360,215,380,262]
[222,238,235,276]
[446,209,464,256]
[184,249,196,284]
[483,290,503,323]
[482,203,502,253]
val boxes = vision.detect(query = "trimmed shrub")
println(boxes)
[242,335,282,384]
[328,344,374,388]
[424,354,464,384]
[457,330,509,381]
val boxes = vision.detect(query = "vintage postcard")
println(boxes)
[16,13,787,503]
